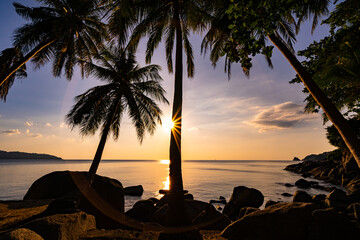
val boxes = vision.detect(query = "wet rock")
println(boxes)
[158,189,188,195]
[23,212,95,240]
[284,183,293,187]
[281,193,293,197]
[192,205,231,231]
[293,191,312,203]
[301,173,312,178]
[147,198,159,204]
[210,199,226,204]
[0,228,44,240]
[295,179,311,188]
[124,185,143,196]
[223,186,264,221]
[221,202,319,240]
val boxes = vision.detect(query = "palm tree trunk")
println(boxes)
[0,39,56,87]
[88,117,113,184]
[268,33,360,168]
[167,0,188,227]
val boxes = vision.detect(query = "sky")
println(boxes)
[0,1,336,160]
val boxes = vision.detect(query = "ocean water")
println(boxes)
[0,159,338,210]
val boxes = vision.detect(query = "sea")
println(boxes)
[0,159,339,210]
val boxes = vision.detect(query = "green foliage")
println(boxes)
[223,0,329,75]
[291,0,360,122]
[326,118,360,150]
[326,148,342,162]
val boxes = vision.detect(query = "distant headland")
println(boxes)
[0,150,62,160]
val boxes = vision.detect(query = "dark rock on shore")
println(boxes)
[192,205,231,231]
[223,186,264,221]
[264,200,280,208]
[293,157,300,161]
[295,178,311,188]
[0,228,44,240]
[23,171,125,229]
[293,191,312,203]
[125,200,156,222]
[124,185,143,196]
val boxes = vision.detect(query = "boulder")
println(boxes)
[158,189,188,195]
[23,212,95,240]
[23,171,125,229]
[124,185,143,196]
[125,200,157,222]
[293,191,312,203]
[281,193,293,197]
[238,207,259,219]
[284,183,294,187]
[264,200,280,208]
[325,189,348,210]
[309,208,360,239]
[192,205,231,231]
[295,179,311,188]
[151,200,210,225]
[312,194,326,203]
[0,228,44,240]
[184,193,194,200]
[223,186,264,221]
[221,202,319,240]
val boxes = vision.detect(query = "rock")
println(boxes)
[295,178,311,188]
[23,171,125,229]
[238,207,259,219]
[325,189,348,210]
[347,203,360,220]
[264,200,280,208]
[309,208,360,239]
[125,200,157,222]
[210,199,226,204]
[0,228,44,240]
[124,185,144,196]
[23,212,95,240]
[155,194,169,208]
[223,186,264,221]
[284,183,293,187]
[147,198,159,204]
[293,191,312,203]
[192,205,231,231]
[301,173,312,178]
[151,200,210,225]
[302,152,329,162]
[293,157,300,161]
[219,196,226,201]
[312,194,326,203]
[221,202,319,240]
[184,193,194,200]
[281,193,293,197]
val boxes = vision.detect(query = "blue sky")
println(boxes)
[0,0,335,160]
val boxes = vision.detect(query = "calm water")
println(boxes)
[0,159,337,210]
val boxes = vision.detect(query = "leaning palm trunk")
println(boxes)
[0,39,55,87]
[268,33,360,168]
[167,0,189,228]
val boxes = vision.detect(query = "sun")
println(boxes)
[162,118,175,132]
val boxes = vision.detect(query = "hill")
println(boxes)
[0,150,62,160]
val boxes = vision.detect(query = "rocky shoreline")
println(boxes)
[1,163,360,239]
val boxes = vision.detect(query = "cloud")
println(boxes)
[187,127,200,132]
[25,121,33,127]
[247,102,316,132]
[25,129,42,138]
[45,122,52,127]
[59,122,69,128]
[1,129,21,135]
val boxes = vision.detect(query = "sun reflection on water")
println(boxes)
[159,159,170,165]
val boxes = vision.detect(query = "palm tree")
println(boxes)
[0,47,27,101]
[203,0,360,167]
[66,46,168,183]
[125,0,210,230]
[0,0,107,93]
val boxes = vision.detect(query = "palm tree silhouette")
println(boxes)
[66,45,168,183]
[126,0,210,230]
[0,0,107,92]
